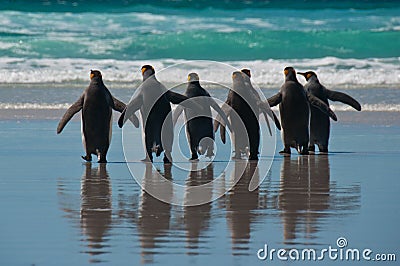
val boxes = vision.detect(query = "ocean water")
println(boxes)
[0,1,399,91]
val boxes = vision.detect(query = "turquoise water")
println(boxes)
[0,1,399,87]
[1,2,399,60]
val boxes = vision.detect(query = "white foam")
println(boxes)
[272,104,400,112]
[331,104,400,112]
[0,103,70,110]
[0,57,399,88]
[1,102,398,112]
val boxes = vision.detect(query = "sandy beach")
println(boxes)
[0,111,398,265]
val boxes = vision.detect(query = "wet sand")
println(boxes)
[0,116,399,265]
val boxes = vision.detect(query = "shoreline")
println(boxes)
[1,109,399,126]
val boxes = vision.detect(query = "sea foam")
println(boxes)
[0,57,399,88]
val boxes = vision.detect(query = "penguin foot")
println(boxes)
[190,154,199,161]
[141,157,153,162]
[318,146,328,153]
[319,148,329,155]
[248,155,259,161]
[308,145,315,152]
[198,147,205,155]
[206,151,214,158]
[279,149,291,155]
[98,159,107,163]
[299,149,309,155]
[81,155,92,162]
[231,154,242,160]
[155,145,162,157]
[189,157,199,162]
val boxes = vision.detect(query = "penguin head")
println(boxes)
[241,68,251,78]
[232,71,246,85]
[141,65,155,81]
[187,73,200,83]
[90,70,102,80]
[283,67,298,82]
[232,71,243,80]
[297,71,318,82]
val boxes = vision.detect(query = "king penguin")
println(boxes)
[57,70,139,163]
[118,65,198,163]
[173,73,231,160]
[268,67,337,155]
[298,71,361,152]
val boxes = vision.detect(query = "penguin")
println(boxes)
[57,70,139,163]
[267,67,337,155]
[215,71,264,160]
[118,65,197,163]
[240,68,281,132]
[172,73,231,161]
[298,71,361,152]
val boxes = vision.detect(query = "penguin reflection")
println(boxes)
[80,162,112,258]
[226,160,261,255]
[137,163,173,264]
[183,163,214,254]
[278,156,330,243]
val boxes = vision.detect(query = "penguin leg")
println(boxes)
[144,134,154,162]
[279,145,291,155]
[98,154,107,163]
[190,143,199,161]
[232,153,242,160]
[299,145,309,155]
[308,141,316,152]
[155,144,163,157]
[82,144,92,161]
[163,150,172,164]
[81,154,92,162]
[97,147,108,163]
[317,143,329,153]
[248,131,260,161]
[205,139,214,158]
[232,136,242,159]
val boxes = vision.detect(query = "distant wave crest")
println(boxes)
[0,57,399,88]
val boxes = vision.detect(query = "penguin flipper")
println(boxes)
[111,96,126,112]
[272,111,281,130]
[118,95,142,128]
[258,101,272,136]
[172,105,184,126]
[112,96,139,128]
[57,95,83,134]
[210,99,232,132]
[267,93,282,107]
[326,89,362,111]
[165,91,188,104]
[220,122,226,144]
[307,92,338,121]
[166,90,204,111]
[213,116,221,133]
[214,114,228,144]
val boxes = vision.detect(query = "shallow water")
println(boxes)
[0,120,398,265]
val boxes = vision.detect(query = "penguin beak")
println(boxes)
[297,72,306,77]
